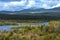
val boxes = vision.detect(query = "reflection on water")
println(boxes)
[17,22,48,26]
[0,25,12,31]
[0,22,48,31]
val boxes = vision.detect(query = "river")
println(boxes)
[0,22,48,31]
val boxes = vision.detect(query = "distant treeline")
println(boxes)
[0,13,60,21]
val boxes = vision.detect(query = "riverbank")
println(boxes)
[0,22,48,31]
[0,20,60,40]
[0,25,60,40]
[0,20,48,26]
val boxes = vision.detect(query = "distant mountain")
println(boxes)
[0,11,20,14]
[0,7,60,14]
[0,7,60,20]
[20,8,45,13]
[50,7,60,10]
[20,7,60,13]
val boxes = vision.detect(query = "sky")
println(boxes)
[0,0,60,11]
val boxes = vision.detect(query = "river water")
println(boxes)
[0,22,48,31]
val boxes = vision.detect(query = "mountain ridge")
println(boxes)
[0,7,60,14]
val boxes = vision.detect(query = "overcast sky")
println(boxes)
[0,0,60,11]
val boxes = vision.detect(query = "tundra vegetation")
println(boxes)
[0,20,60,40]
[0,20,42,25]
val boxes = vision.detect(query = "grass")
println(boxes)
[0,25,60,40]
[0,20,44,26]
[0,20,60,40]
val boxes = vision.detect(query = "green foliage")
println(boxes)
[0,20,60,40]
[0,25,60,40]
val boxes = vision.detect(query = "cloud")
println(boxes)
[0,0,26,11]
[51,3,60,8]
[24,0,35,9]
[0,0,60,11]
[0,0,21,2]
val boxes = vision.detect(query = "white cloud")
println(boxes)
[0,0,26,11]
[8,1,26,6]
[51,3,60,8]
[41,4,51,9]
[0,0,60,11]
[25,0,35,9]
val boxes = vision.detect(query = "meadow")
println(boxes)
[0,20,43,26]
[0,20,60,40]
